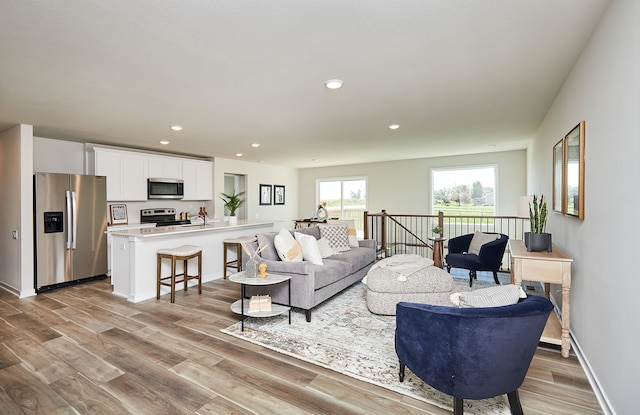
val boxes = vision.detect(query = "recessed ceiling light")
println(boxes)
[251,143,260,148]
[170,125,183,131]
[325,79,343,89]
[389,124,400,130]
[235,153,243,157]
[159,140,170,145]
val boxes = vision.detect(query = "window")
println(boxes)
[431,166,496,216]
[317,178,367,232]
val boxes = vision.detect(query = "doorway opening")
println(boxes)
[223,173,247,220]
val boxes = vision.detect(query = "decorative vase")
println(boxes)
[229,215,238,225]
[245,257,258,278]
[524,232,552,252]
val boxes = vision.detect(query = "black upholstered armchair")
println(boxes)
[395,295,553,415]
[445,233,508,286]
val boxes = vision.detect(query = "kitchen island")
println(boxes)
[109,220,275,302]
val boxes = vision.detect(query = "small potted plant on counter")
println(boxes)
[432,225,443,238]
[525,194,552,252]
[220,191,245,225]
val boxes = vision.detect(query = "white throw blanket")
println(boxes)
[367,254,435,282]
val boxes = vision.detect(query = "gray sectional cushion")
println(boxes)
[311,259,352,290]
[328,247,376,274]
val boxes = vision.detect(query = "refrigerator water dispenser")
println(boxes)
[43,211,64,233]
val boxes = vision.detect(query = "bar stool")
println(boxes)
[223,236,257,278]
[157,245,202,303]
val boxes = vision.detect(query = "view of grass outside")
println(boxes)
[432,166,496,223]
[318,178,366,232]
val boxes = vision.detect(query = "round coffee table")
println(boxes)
[228,271,291,331]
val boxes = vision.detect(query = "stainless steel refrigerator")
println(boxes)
[34,173,108,292]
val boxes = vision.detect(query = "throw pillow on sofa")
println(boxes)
[317,237,336,258]
[327,219,359,248]
[274,228,303,262]
[319,224,351,252]
[294,232,323,265]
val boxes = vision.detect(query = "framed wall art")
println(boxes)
[109,204,128,225]
[552,121,585,220]
[274,185,285,205]
[259,184,272,205]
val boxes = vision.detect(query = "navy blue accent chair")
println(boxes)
[445,233,508,286]
[395,295,553,415]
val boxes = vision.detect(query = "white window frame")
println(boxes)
[316,176,368,229]
[430,165,498,215]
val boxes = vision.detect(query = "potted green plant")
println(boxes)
[220,191,245,225]
[432,225,443,237]
[525,194,552,252]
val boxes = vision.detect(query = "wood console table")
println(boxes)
[509,240,573,357]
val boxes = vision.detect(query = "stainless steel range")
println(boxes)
[140,208,190,227]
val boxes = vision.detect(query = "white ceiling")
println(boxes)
[0,1,610,168]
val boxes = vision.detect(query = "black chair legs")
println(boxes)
[453,391,522,415]
[507,390,524,415]
[454,397,464,415]
[398,360,406,382]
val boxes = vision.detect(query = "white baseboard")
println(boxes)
[570,334,616,415]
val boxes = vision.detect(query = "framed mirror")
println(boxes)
[553,139,564,213]
[565,121,585,219]
[552,121,585,219]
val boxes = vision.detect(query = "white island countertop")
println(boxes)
[108,219,274,238]
[109,219,275,302]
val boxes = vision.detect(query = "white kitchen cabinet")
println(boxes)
[93,148,148,201]
[148,155,182,179]
[182,159,213,200]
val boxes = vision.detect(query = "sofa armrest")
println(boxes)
[358,239,376,250]
[257,258,310,275]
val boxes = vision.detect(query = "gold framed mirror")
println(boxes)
[565,121,585,218]
[552,121,585,219]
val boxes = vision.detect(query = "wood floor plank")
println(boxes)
[98,327,186,368]
[170,359,316,415]
[50,373,136,415]
[42,336,123,383]
[102,373,194,415]
[3,336,76,384]
[105,348,215,412]
[4,313,62,343]
[0,363,76,414]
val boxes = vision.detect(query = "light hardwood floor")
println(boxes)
[0,277,602,414]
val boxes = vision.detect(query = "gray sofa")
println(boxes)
[243,226,376,322]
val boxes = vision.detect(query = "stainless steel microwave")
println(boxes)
[147,178,184,199]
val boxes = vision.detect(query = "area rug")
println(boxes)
[221,276,511,414]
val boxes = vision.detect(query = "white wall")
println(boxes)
[213,157,298,230]
[0,124,35,297]
[33,136,84,174]
[530,1,638,413]
[298,150,527,218]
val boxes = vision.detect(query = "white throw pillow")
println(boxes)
[294,232,323,265]
[319,225,351,252]
[274,228,303,262]
[467,231,500,255]
[317,237,336,258]
[327,219,359,247]
[449,284,526,308]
